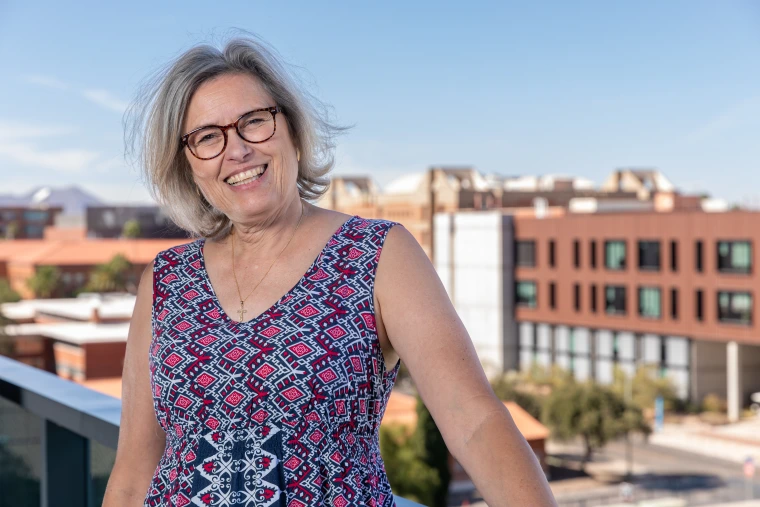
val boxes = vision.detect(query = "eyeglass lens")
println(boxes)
[187,110,275,159]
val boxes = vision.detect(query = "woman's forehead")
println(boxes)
[184,73,273,130]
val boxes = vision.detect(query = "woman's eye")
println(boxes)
[195,132,221,145]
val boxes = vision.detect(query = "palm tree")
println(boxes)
[121,219,141,239]
[85,254,132,292]
[26,266,61,298]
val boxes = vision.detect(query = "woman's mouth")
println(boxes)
[225,164,268,186]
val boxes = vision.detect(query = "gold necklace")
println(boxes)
[231,202,305,322]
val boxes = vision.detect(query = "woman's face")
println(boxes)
[182,73,299,224]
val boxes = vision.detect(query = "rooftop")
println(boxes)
[1,293,136,321]
[0,237,191,265]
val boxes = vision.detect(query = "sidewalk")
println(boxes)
[650,418,760,465]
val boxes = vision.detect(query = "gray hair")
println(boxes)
[125,35,346,239]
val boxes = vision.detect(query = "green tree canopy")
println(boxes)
[611,364,679,412]
[121,219,141,239]
[26,265,61,299]
[542,380,650,468]
[0,279,21,304]
[85,254,132,293]
[380,424,440,506]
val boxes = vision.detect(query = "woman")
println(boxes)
[103,36,557,507]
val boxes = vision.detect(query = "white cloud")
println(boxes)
[0,142,99,172]
[22,74,128,114]
[684,96,760,144]
[0,121,76,140]
[22,74,69,90]
[82,89,128,113]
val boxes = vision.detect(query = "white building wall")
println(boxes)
[434,212,511,375]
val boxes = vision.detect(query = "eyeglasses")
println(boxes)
[180,106,282,160]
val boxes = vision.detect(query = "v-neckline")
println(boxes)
[197,215,357,326]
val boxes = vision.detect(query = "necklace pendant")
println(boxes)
[237,301,247,321]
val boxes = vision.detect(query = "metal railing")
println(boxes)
[0,355,422,507]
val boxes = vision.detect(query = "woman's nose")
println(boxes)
[224,128,254,161]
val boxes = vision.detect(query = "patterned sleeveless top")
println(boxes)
[144,216,402,507]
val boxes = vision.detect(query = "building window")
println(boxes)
[590,240,597,269]
[573,240,580,268]
[24,225,45,237]
[638,287,662,319]
[549,282,556,309]
[605,285,626,315]
[591,284,597,313]
[549,240,556,268]
[516,281,537,308]
[516,240,536,267]
[695,240,703,273]
[696,289,704,321]
[638,240,661,271]
[718,291,752,325]
[22,210,49,222]
[574,283,581,312]
[671,287,678,319]
[670,240,678,272]
[717,241,752,274]
[605,240,626,270]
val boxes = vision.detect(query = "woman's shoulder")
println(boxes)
[153,237,204,262]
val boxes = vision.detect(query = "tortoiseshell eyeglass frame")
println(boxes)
[180,106,282,160]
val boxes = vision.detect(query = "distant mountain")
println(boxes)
[0,186,104,215]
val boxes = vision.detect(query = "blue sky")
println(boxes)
[0,1,758,205]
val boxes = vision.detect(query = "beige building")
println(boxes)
[320,166,707,261]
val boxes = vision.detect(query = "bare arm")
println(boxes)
[376,226,557,506]
[102,262,166,506]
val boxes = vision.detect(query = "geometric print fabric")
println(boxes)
[143,216,401,506]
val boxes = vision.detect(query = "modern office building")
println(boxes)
[435,208,760,421]
[86,205,186,239]
[0,206,63,239]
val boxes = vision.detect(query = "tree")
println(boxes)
[121,219,141,239]
[490,374,545,421]
[542,380,650,469]
[0,279,20,304]
[26,265,61,298]
[380,424,440,506]
[5,221,18,240]
[413,396,450,507]
[0,279,20,357]
[85,254,132,293]
[611,364,679,412]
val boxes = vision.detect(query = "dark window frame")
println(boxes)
[696,289,704,321]
[637,286,662,319]
[638,240,661,271]
[549,282,556,310]
[590,284,597,313]
[574,283,581,312]
[717,240,753,275]
[605,285,627,315]
[670,287,678,320]
[717,290,753,326]
[515,280,538,308]
[548,240,556,268]
[515,240,537,268]
[604,240,627,271]
[590,240,597,269]
[670,240,678,272]
[573,239,580,269]
[695,240,704,273]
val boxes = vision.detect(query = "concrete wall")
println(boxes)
[434,211,515,375]
[691,340,727,403]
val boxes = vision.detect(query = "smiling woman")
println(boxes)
[107,34,557,507]
[124,36,344,240]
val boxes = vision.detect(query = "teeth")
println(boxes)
[226,165,266,185]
